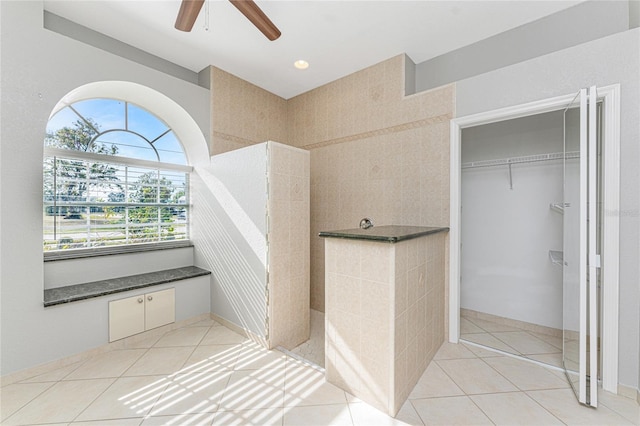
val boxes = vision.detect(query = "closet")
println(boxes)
[460,111,572,368]
[455,85,618,408]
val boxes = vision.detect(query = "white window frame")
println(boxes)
[43,148,193,260]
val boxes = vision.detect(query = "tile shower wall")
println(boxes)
[287,55,453,312]
[209,66,288,155]
[268,142,311,350]
[393,232,446,412]
[207,55,454,314]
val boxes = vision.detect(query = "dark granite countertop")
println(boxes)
[319,225,449,243]
[44,266,211,307]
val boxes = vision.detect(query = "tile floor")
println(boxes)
[289,309,325,368]
[1,318,638,425]
[460,312,565,368]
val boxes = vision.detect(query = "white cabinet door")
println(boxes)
[109,295,145,342]
[145,288,175,330]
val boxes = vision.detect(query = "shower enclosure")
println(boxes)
[458,86,605,408]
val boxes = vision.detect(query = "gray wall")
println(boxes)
[44,247,195,289]
[416,0,631,92]
[43,11,201,86]
[194,144,269,338]
[0,1,212,376]
[455,28,640,390]
[461,111,565,162]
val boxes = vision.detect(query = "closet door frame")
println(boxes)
[448,84,620,394]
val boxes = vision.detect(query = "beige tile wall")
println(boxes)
[393,232,446,413]
[325,238,395,414]
[267,142,311,350]
[209,66,288,155]
[296,56,453,312]
[207,55,454,314]
[324,231,447,416]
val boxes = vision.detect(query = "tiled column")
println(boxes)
[324,232,446,416]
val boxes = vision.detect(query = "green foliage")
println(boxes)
[44,119,120,219]
[128,172,174,225]
[46,118,115,154]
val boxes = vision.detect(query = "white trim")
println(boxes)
[600,85,621,394]
[579,87,587,404]
[44,147,193,173]
[449,85,620,394]
[52,81,210,167]
[588,86,598,406]
[448,118,461,343]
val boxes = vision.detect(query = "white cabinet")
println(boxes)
[109,294,146,342]
[144,288,175,330]
[109,288,175,342]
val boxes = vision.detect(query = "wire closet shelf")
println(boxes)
[461,151,580,169]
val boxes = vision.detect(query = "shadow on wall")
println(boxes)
[191,169,268,339]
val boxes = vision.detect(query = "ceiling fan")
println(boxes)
[175,0,281,41]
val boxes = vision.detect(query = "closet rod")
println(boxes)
[461,151,579,170]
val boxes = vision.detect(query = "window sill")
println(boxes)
[43,266,211,307]
[44,241,193,262]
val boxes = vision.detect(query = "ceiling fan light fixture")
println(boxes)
[294,60,309,70]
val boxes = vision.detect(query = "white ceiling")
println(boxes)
[43,0,584,99]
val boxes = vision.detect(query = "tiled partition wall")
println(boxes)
[324,232,446,416]
[287,56,454,312]
[268,142,311,350]
[394,232,447,411]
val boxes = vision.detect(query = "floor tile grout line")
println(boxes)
[476,350,537,394]
[463,313,563,358]
[487,330,527,356]
[16,358,87,385]
[107,346,148,381]
[525,330,564,351]
[407,398,427,425]
[113,329,204,422]
[184,336,241,416]
[520,389,571,425]
[462,315,492,334]
[461,331,522,357]
[462,338,566,373]
[118,341,156,378]
[153,324,213,349]
[432,357,478,397]
[68,376,119,424]
[490,329,561,356]
[0,380,58,424]
[344,399,357,426]
[465,393,498,425]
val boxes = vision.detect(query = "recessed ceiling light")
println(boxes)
[294,60,309,70]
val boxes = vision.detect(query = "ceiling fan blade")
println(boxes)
[229,0,281,41]
[175,0,205,32]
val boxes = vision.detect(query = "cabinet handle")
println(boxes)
[147,295,153,301]
[137,298,144,303]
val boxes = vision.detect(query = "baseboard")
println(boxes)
[616,383,640,402]
[209,313,268,348]
[461,308,562,337]
[0,313,210,388]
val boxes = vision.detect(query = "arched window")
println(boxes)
[43,98,191,255]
